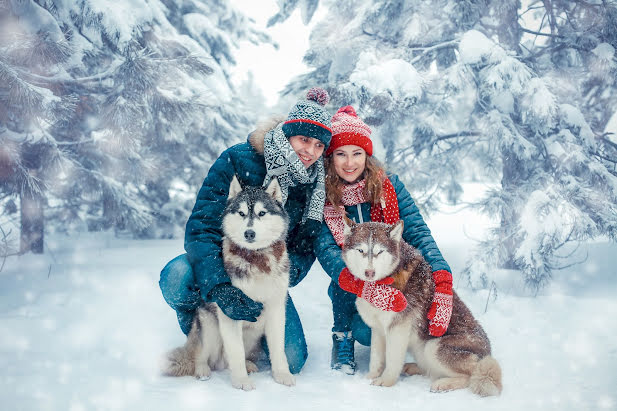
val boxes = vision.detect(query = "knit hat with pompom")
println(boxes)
[282,87,332,147]
[325,105,372,156]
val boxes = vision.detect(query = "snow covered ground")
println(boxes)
[1,193,616,411]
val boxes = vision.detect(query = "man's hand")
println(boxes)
[208,283,263,322]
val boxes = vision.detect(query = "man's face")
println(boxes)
[288,135,326,168]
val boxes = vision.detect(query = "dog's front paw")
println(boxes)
[231,376,256,391]
[195,364,211,380]
[365,369,383,379]
[272,370,296,387]
[371,375,398,387]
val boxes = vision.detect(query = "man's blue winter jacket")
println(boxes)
[184,118,317,302]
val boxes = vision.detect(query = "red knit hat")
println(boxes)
[325,106,373,156]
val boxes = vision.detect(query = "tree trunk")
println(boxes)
[20,188,44,254]
[494,0,522,54]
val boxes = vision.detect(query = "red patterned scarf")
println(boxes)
[324,177,400,246]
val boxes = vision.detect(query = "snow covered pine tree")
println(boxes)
[271,0,617,292]
[0,0,271,252]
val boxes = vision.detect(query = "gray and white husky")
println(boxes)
[163,176,294,390]
[341,219,502,396]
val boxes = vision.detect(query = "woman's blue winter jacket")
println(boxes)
[314,173,451,282]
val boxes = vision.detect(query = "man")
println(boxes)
[159,88,332,373]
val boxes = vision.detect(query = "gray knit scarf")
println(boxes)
[263,123,326,223]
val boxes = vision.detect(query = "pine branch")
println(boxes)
[594,152,617,164]
[599,134,617,151]
[0,225,12,272]
[391,132,481,163]
[409,39,459,64]
[407,39,459,50]
[519,3,547,18]
[484,281,498,313]
[161,55,213,76]
[547,251,589,270]
[0,60,47,118]
[1,48,121,91]
[56,139,96,146]
[14,65,117,89]
[541,0,557,35]
[553,225,582,253]
[570,0,604,8]
[534,12,549,49]
[6,32,72,67]
[520,27,564,38]
[17,167,45,196]
[435,131,482,141]
[552,239,583,258]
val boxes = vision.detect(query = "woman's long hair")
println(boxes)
[325,155,385,208]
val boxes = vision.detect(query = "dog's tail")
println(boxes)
[161,345,196,377]
[160,320,200,377]
[469,355,502,397]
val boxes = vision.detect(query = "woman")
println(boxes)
[314,106,454,375]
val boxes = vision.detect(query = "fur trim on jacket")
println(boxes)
[248,115,286,155]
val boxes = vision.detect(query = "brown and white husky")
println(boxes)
[162,176,294,391]
[341,219,502,396]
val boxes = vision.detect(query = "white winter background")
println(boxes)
[2,3,617,411]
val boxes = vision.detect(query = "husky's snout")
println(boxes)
[244,229,256,242]
[364,269,375,279]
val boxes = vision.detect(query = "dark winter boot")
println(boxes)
[331,331,356,375]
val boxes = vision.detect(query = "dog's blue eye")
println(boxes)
[258,211,266,217]
[357,248,365,254]
[238,211,246,217]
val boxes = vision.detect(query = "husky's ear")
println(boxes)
[228,175,242,200]
[389,220,404,240]
[342,215,355,238]
[265,177,283,204]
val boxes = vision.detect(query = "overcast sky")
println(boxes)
[228,0,326,107]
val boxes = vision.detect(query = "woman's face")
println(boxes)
[288,135,325,168]
[331,145,367,183]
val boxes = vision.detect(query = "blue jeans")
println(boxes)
[159,254,308,374]
[329,281,371,346]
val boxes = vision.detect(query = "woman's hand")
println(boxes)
[427,270,453,337]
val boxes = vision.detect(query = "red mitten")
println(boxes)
[427,270,454,337]
[338,268,408,312]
